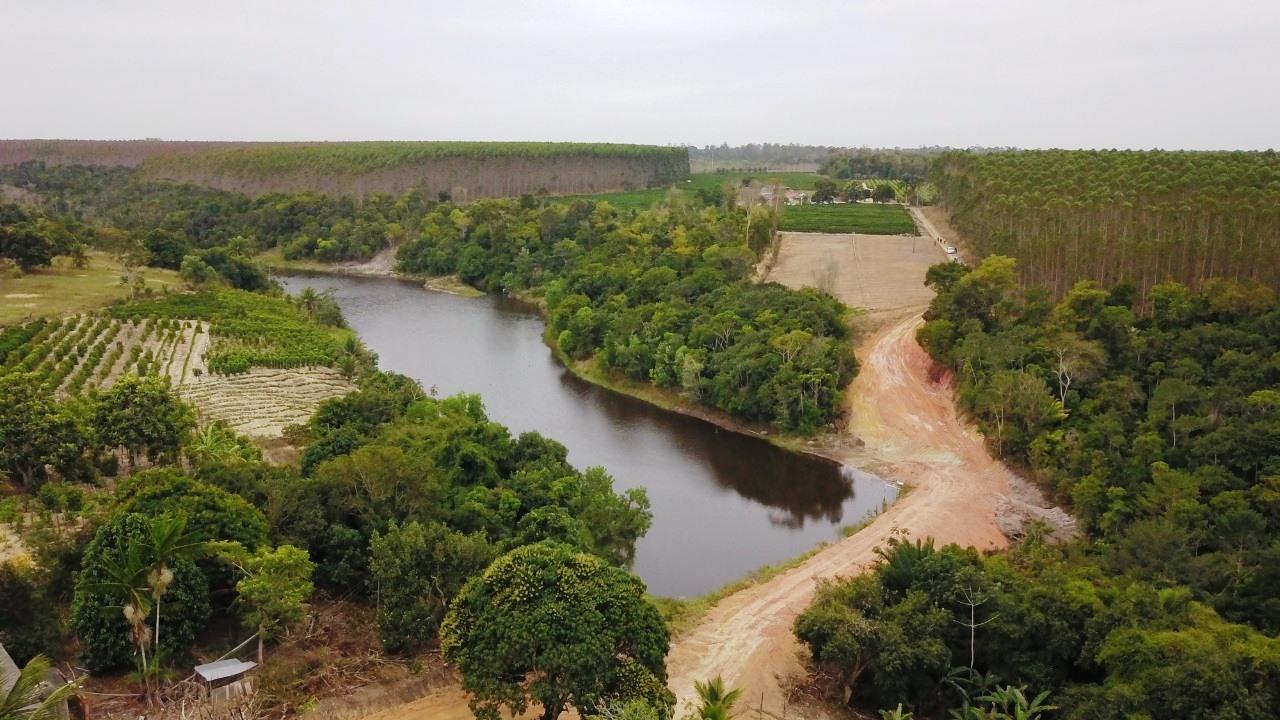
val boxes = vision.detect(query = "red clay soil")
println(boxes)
[662,313,1013,718]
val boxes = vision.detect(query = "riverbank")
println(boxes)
[260,246,483,296]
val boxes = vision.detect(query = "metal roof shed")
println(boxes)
[194,659,257,686]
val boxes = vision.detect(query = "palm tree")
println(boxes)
[296,288,319,317]
[691,677,742,720]
[140,515,204,657]
[0,655,77,720]
[83,545,155,700]
[82,516,203,704]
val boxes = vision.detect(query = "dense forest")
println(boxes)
[932,150,1280,299]
[395,196,857,432]
[793,257,1280,718]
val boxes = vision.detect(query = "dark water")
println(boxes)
[280,275,897,597]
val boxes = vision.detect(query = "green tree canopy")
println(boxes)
[441,542,671,720]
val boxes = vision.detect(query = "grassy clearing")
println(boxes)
[0,253,181,326]
[780,203,917,235]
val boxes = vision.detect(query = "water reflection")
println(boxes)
[280,274,897,596]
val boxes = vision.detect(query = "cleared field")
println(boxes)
[779,203,917,234]
[764,231,944,319]
[0,253,181,325]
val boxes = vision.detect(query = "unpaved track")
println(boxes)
[664,313,1012,717]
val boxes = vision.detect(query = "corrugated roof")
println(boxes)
[194,658,257,682]
[0,644,20,697]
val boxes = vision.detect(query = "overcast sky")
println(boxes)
[3,0,1277,150]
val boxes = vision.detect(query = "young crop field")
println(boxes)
[0,289,356,437]
[779,203,917,234]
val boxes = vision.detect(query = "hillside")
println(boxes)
[933,149,1280,299]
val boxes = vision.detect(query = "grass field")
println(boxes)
[779,203,917,235]
[1,253,182,326]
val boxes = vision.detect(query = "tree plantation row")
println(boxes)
[932,150,1280,299]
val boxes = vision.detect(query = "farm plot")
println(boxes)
[779,202,917,234]
[0,302,355,439]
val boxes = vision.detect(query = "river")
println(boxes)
[279,274,897,597]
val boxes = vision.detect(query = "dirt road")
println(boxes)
[663,311,1013,717]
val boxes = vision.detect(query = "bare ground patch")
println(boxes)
[765,231,946,322]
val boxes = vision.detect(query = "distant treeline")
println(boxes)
[689,144,841,171]
[690,144,952,175]
[1,140,689,202]
[932,150,1280,299]
[138,141,689,200]
[819,149,940,182]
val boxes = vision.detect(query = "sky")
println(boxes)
[3,0,1278,150]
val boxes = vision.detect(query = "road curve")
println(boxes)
[663,312,1012,717]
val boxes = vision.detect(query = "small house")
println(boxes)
[194,658,257,703]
